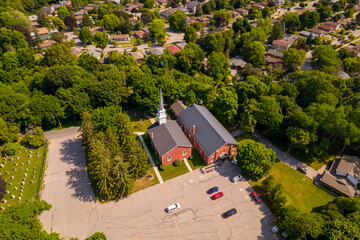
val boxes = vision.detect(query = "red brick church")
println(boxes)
[147,90,192,165]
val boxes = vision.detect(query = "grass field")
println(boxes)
[249,162,335,213]
[235,133,259,145]
[187,149,206,170]
[159,162,189,181]
[131,116,152,132]
[0,143,47,208]
[132,168,160,193]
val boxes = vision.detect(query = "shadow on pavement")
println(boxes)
[60,138,97,203]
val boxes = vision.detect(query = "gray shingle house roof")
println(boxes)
[148,120,192,157]
[178,104,238,156]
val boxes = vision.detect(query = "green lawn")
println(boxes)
[187,148,206,170]
[0,143,47,208]
[132,167,160,193]
[159,162,189,181]
[131,116,152,132]
[235,133,259,145]
[249,162,335,213]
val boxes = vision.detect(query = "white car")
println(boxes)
[231,175,243,182]
[231,159,238,165]
[271,226,280,233]
[166,203,181,213]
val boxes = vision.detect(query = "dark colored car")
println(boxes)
[212,192,224,200]
[251,191,262,203]
[222,208,237,218]
[297,166,308,174]
[207,186,219,194]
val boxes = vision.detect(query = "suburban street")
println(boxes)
[40,127,276,240]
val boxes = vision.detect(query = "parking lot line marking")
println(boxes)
[170,212,184,240]
[133,194,138,205]
[235,230,251,240]
[96,205,102,218]
[161,182,171,194]
[216,225,231,235]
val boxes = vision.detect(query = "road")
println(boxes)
[40,127,276,240]
[301,50,313,71]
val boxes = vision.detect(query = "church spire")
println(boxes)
[157,88,167,125]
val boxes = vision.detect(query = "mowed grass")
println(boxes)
[132,167,160,193]
[249,162,335,212]
[159,162,189,181]
[0,144,46,208]
[235,133,259,145]
[187,149,206,170]
[131,116,152,132]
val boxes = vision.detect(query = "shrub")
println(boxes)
[159,164,166,171]
[188,155,193,160]
[2,142,20,156]
[85,232,107,240]
[173,159,182,167]
[21,127,45,148]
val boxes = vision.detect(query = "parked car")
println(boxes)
[207,186,219,194]
[231,175,243,182]
[221,208,237,218]
[271,226,280,233]
[166,203,181,213]
[296,166,308,174]
[251,191,262,203]
[212,192,224,200]
[281,231,288,239]
[231,159,238,165]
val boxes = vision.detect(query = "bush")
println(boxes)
[2,142,20,156]
[21,127,45,148]
[85,232,107,240]
[173,159,182,167]
[188,155,193,160]
[159,164,165,171]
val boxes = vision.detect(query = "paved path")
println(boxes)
[137,134,164,184]
[183,158,193,172]
[254,132,319,179]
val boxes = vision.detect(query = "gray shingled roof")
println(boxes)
[148,120,192,157]
[178,104,238,156]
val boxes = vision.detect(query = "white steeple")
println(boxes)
[157,88,167,125]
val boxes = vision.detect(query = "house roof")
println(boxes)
[39,40,56,49]
[272,39,290,47]
[229,58,247,68]
[148,120,192,157]
[267,49,284,58]
[110,34,130,40]
[299,30,311,37]
[171,100,187,116]
[324,21,341,28]
[266,56,284,64]
[37,27,49,35]
[318,24,335,32]
[196,16,209,22]
[166,45,181,54]
[337,155,360,179]
[320,170,355,197]
[149,48,164,56]
[134,30,145,37]
[178,104,238,156]
[176,42,186,49]
[310,27,327,35]
[86,50,101,59]
[235,8,248,14]
[187,1,199,7]
[187,18,198,24]
[130,51,144,60]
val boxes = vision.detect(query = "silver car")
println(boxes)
[231,175,243,182]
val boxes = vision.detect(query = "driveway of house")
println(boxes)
[40,127,276,240]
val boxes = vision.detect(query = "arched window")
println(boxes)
[167,155,172,161]
[182,150,187,156]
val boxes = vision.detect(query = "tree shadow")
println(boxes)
[60,138,96,203]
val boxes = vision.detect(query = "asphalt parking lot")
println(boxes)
[40,127,275,240]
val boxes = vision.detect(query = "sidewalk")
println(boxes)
[137,134,164,184]
[183,159,193,172]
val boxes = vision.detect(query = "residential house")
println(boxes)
[299,30,311,38]
[310,28,327,37]
[228,10,240,18]
[42,6,55,15]
[110,0,121,4]
[324,21,342,30]
[124,3,138,13]
[161,11,171,20]
[271,39,291,52]
[266,56,284,65]
[178,104,238,165]
[252,3,264,10]
[235,8,249,15]
[244,6,253,11]
[319,155,360,197]
[166,45,181,54]
[229,58,247,69]
[148,48,164,56]
[282,35,297,45]
[267,49,284,59]
[75,15,83,25]
[196,16,210,23]
[275,0,285,4]
[337,18,354,27]
[136,2,144,8]
[71,47,82,56]
[186,1,199,13]
[148,89,192,165]
[130,51,145,62]
[134,30,146,39]
[157,0,168,6]
[29,15,38,22]
[318,24,335,32]
[177,6,189,14]
[168,8,177,14]
[89,26,103,35]
[37,27,51,41]
[176,42,186,49]
[346,44,360,57]
[259,1,268,6]
[110,34,131,43]
[171,100,187,118]
[39,40,57,50]
[86,50,102,60]
[187,18,198,24]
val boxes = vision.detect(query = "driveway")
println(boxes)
[254,131,319,179]
[40,128,276,240]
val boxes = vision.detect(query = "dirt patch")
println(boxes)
[302,178,308,182]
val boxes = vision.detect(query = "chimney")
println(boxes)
[192,125,195,135]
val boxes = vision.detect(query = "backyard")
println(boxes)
[249,162,335,213]
[0,143,47,208]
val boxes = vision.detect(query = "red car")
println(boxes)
[212,192,224,200]
[251,191,262,203]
